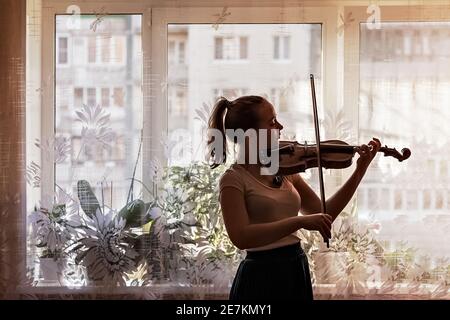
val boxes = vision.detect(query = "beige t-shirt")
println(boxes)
[219,163,302,252]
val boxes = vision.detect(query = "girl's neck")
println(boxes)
[237,163,275,177]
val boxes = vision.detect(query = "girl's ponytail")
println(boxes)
[207,96,230,168]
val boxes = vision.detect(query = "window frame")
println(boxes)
[33,1,450,297]
[36,2,338,293]
[40,2,151,205]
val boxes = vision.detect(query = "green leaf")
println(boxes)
[118,199,153,228]
[51,204,66,219]
[77,180,100,218]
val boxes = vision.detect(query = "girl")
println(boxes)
[207,95,381,300]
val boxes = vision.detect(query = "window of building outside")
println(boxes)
[273,35,290,60]
[58,36,68,64]
[101,88,110,107]
[214,35,249,60]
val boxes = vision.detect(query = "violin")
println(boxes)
[266,139,411,176]
[271,74,411,248]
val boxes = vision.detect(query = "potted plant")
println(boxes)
[29,203,77,283]
[68,179,156,285]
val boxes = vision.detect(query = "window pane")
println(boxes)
[58,37,68,64]
[167,23,322,174]
[88,36,96,63]
[73,87,83,108]
[239,36,248,59]
[114,36,125,63]
[179,41,185,64]
[360,22,450,261]
[273,35,279,59]
[39,14,144,286]
[214,37,223,59]
[87,87,96,106]
[283,36,290,59]
[168,40,175,64]
[101,36,110,63]
[101,88,110,107]
[113,87,124,107]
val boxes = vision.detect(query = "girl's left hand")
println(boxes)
[355,137,382,171]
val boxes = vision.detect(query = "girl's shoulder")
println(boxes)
[283,173,301,184]
[219,164,245,193]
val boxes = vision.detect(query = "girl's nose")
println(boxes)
[277,122,283,130]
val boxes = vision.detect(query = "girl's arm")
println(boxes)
[290,138,382,221]
[220,187,331,249]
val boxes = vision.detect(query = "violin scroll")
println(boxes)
[380,145,411,162]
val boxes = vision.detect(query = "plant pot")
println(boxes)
[39,257,67,283]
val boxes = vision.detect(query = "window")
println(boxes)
[73,87,84,109]
[360,21,450,265]
[214,36,248,60]
[440,159,447,177]
[168,39,186,65]
[87,35,125,65]
[52,14,142,225]
[168,89,187,116]
[88,36,97,63]
[58,36,68,64]
[114,36,125,64]
[214,37,223,59]
[239,37,248,59]
[169,41,176,63]
[113,87,125,107]
[101,36,111,63]
[113,135,126,161]
[101,88,110,107]
[273,35,290,60]
[169,23,321,169]
[179,41,185,64]
[87,87,96,106]
[423,189,432,209]
[406,190,418,210]
[25,4,450,296]
[435,189,444,209]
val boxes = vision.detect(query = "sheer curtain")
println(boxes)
[0,0,27,299]
[1,0,448,299]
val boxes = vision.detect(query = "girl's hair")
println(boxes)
[207,95,266,169]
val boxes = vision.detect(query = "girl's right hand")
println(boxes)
[298,213,332,240]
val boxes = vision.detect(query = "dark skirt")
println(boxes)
[229,242,313,301]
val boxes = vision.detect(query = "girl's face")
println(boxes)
[257,100,283,149]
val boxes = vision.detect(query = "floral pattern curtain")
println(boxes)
[0,0,449,299]
[0,0,27,299]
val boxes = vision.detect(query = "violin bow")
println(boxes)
[310,74,330,248]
